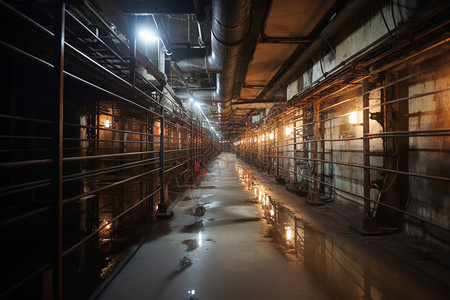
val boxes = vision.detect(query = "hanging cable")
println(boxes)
[391,0,397,27]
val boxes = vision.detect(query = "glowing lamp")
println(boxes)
[348,111,358,124]
[138,28,159,43]
[285,226,292,240]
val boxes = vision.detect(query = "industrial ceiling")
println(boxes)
[107,0,344,140]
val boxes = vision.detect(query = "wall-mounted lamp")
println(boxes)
[269,132,274,140]
[105,119,110,128]
[369,112,383,127]
[285,127,292,135]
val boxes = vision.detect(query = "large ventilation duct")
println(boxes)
[209,0,252,116]
[173,0,252,123]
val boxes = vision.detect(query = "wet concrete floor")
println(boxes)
[93,153,330,300]
[92,153,450,300]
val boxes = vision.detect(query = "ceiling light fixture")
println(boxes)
[137,28,159,43]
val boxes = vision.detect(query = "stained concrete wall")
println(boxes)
[405,51,450,247]
[322,88,384,209]
[284,0,449,247]
[287,0,418,100]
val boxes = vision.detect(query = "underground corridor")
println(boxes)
[1,0,449,299]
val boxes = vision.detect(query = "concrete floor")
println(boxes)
[92,153,450,300]
[93,153,329,300]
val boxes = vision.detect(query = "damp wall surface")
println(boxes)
[405,53,450,245]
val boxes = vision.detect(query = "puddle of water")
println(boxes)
[178,256,192,271]
[190,205,206,217]
[181,221,204,233]
[235,162,448,300]
[232,217,261,223]
[182,232,208,252]
[164,256,193,284]
[182,239,199,252]
[244,199,259,204]
[196,185,218,189]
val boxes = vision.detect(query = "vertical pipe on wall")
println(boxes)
[276,119,280,176]
[293,114,297,185]
[309,100,322,204]
[52,3,65,299]
[159,116,165,204]
[362,79,373,229]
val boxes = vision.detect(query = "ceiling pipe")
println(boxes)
[152,14,173,55]
[193,0,207,47]
[208,0,252,117]
[173,0,252,124]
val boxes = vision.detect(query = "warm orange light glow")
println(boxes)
[105,119,110,128]
[269,132,274,140]
[285,127,292,135]
[348,111,358,124]
[285,226,292,240]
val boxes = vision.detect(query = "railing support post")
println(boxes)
[52,3,65,299]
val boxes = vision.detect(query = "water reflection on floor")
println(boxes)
[94,153,329,300]
[235,162,449,300]
[94,154,448,300]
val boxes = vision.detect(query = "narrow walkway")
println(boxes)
[94,153,329,300]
